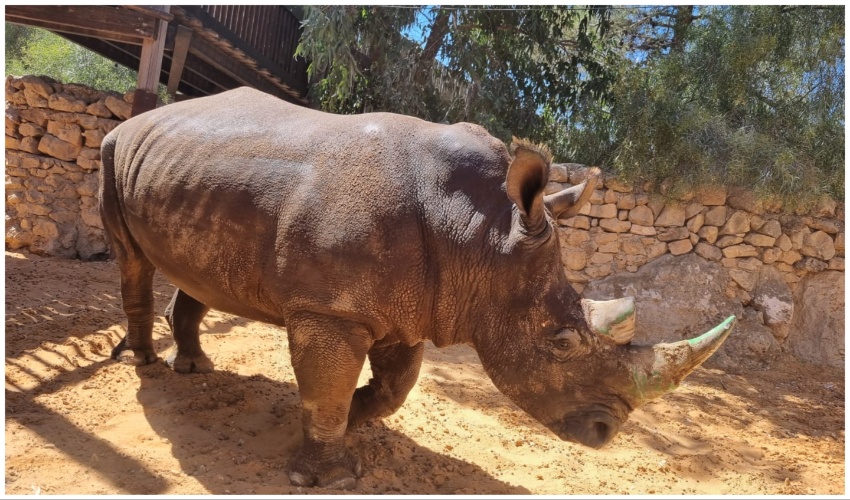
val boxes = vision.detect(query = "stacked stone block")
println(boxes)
[3,74,845,296]
[5,75,133,259]
[549,165,844,298]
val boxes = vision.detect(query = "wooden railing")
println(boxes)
[199,5,305,77]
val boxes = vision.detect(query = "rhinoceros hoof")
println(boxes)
[165,350,214,374]
[288,450,362,490]
[112,348,159,366]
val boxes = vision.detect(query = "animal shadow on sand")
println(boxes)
[133,363,530,495]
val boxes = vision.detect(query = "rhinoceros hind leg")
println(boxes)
[163,289,213,374]
[348,342,424,427]
[111,246,158,366]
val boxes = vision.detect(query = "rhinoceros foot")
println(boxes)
[165,349,214,374]
[288,445,363,490]
[110,337,158,366]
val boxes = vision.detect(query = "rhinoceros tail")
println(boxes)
[98,130,141,261]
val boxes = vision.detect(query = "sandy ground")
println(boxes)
[4,250,845,495]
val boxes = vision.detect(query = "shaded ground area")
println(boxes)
[5,251,845,494]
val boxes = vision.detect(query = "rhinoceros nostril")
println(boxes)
[591,419,617,448]
[555,413,619,449]
[594,421,609,437]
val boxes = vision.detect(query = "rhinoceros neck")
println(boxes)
[425,252,498,348]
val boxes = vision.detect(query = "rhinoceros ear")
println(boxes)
[506,138,551,231]
[581,297,636,345]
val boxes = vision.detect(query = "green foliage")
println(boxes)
[5,23,137,93]
[562,6,844,207]
[297,6,845,207]
[296,6,612,143]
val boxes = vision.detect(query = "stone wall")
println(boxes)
[4,75,845,367]
[5,75,133,259]
[551,164,844,369]
[548,163,844,296]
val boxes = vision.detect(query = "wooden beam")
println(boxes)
[167,25,193,97]
[60,26,216,97]
[179,5,308,96]
[92,37,233,95]
[123,5,174,23]
[5,17,146,45]
[186,34,291,99]
[97,38,229,96]
[165,52,234,96]
[132,6,170,116]
[5,5,157,44]
[59,33,230,98]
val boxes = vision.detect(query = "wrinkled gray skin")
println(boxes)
[100,88,730,490]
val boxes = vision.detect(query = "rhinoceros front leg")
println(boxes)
[348,342,423,427]
[163,289,214,374]
[286,312,372,490]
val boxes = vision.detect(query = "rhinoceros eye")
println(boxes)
[551,328,583,359]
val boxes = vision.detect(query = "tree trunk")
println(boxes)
[414,9,451,84]
[670,5,695,53]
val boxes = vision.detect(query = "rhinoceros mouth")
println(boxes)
[553,410,621,449]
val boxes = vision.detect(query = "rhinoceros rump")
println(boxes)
[99,87,735,489]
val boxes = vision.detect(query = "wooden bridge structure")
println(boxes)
[5,5,309,116]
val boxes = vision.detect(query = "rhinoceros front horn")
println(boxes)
[631,315,737,403]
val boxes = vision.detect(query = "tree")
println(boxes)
[587,6,845,205]
[296,6,614,143]
[5,23,138,93]
[289,7,845,206]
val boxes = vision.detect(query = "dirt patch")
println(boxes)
[5,251,845,494]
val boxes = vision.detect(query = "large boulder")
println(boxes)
[580,253,795,370]
[75,222,110,261]
[786,271,845,367]
[582,253,743,346]
[708,308,781,371]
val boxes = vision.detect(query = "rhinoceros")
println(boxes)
[99,87,735,489]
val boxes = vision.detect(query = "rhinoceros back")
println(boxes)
[100,87,510,340]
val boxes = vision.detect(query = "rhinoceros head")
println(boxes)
[473,140,735,449]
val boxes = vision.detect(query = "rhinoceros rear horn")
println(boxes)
[581,297,635,345]
[544,167,600,220]
[632,316,737,403]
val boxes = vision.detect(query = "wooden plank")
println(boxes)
[221,5,233,32]
[255,6,272,56]
[167,25,193,97]
[58,33,142,70]
[5,5,156,41]
[244,6,257,49]
[272,9,285,68]
[5,17,144,45]
[283,22,299,74]
[247,6,259,48]
[235,5,245,42]
[277,19,288,72]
